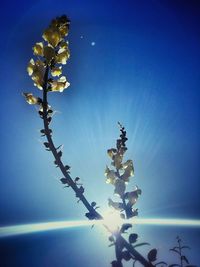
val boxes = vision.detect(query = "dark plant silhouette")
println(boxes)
[22,15,196,267]
[105,124,167,267]
[169,236,196,267]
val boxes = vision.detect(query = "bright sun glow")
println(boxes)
[0,218,200,238]
[101,210,123,232]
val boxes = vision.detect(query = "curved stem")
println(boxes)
[42,67,102,220]
[40,66,154,267]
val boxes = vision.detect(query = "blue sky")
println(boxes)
[0,0,199,266]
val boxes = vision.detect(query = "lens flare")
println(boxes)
[0,218,199,238]
[0,220,93,238]
[101,210,123,232]
[130,218,200,227]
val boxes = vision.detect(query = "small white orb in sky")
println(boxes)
[91,41,96,46]
[80,35,83,39]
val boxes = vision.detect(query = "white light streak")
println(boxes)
[0,218,199,238]
[0,220,93,238]
[132,218,200,227]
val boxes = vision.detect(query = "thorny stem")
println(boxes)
[41,66,154,267]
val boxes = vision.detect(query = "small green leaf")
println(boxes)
[65,165,70,170]
[120,223,132,233]
[57,151,62,157]
[56,145,62,150]
[91,202,96,207]
[128,233,138,244]
[44,142,49,148]
[181,246,191,250]
[133,242,150,248]
[108,236,115,242]
[121,250,131,261]
[60,178,68,184]
[147,249,157,262]
[48,109,53,114]
[38,111,43,117]
[79,186,84,194]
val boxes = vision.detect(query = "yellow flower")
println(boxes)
[105,166,116,185]
[27,59,45,90]
[33,42,44,56]
[51,66,62,77]
[43,46,55,64]
[56,46,70,64]
[59,25,68,37]
[60,41,68,49]
[51,15,70,37]
[121,160,134,183]
[107,148,117,159]
[27,59,35,76]
[23,93,38,105]
[42,26,61,47]
[112,153,123,170]
[49,76,70,92]
[33,60,45,89]
[125,188,141,206]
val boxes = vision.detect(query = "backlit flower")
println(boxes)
[51,66,62,77]
[58,24,68,38]
[27,59,45,90]
[27,59,35,76]
[105,166,116,185]
[56,46,70,64]
[112,153,123,170]
[42,26,61,47]
[23,93,38,105]
[49,76,70,92]
[51,15,70,37]
[121,160,134,183]
[33,42,44,56]
[43,46,55,64]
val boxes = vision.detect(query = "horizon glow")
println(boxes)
[1,218,200,238]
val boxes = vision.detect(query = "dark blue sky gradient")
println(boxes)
[0,0,200,266]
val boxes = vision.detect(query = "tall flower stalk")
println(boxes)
[23,15,166,267]
[105,124,167,267]
[23,15,101,221]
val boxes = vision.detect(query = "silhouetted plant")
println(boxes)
[105,125,167,267]
[23,15,102,222]
[105,122,140,220]
[23,15,179,267]
[169,236,196,267]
